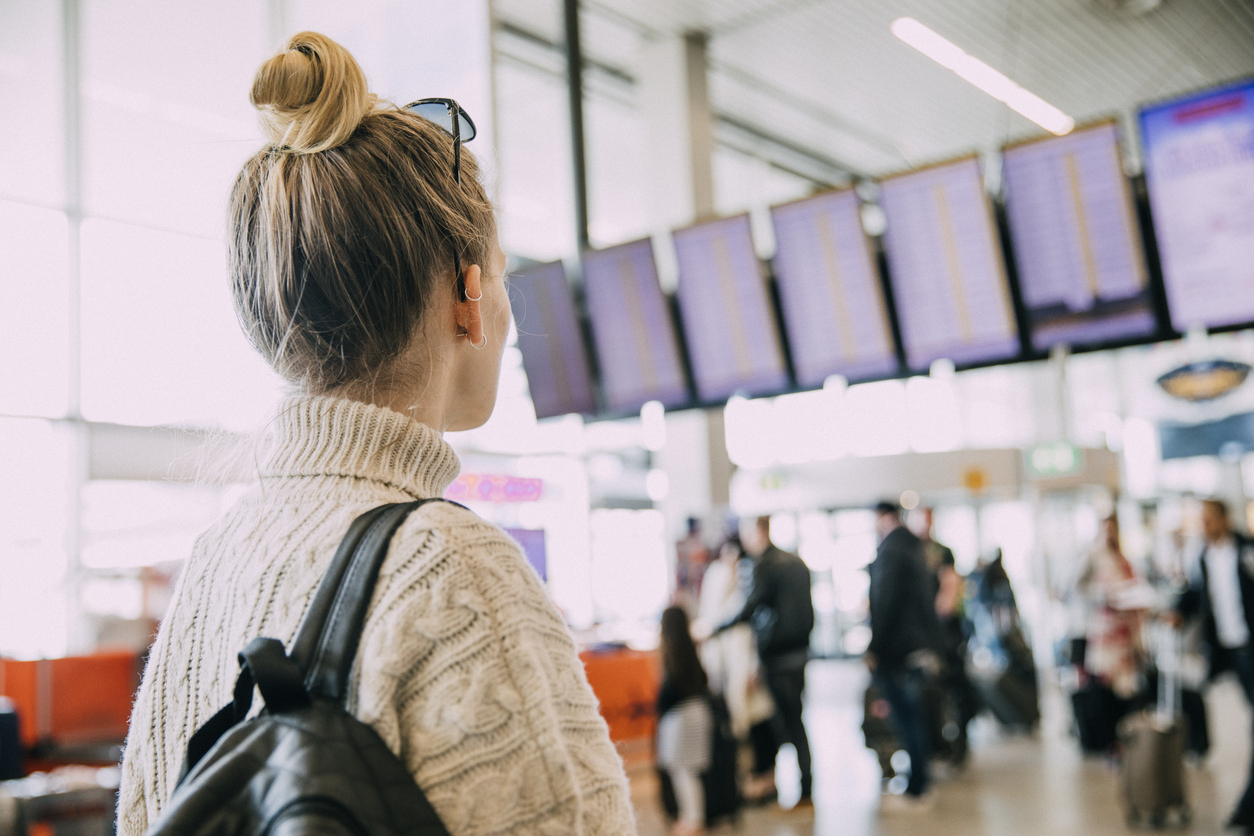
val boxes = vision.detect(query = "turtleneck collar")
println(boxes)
[259,395,461,499]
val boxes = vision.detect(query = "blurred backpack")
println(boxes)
[145,501,453,836]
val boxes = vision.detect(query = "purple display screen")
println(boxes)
[879,157,1020,370]
[1002,123,1155,351]
[509,261,598,419]
[673,215,790,402]
[504,528,547,582]
[770,190,899,386]
[1140,78,1254,331]
[581,238,690,413]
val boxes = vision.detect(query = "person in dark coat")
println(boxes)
[867,501,941,804]
[714,516,815,808]
[1173,499,1254,832]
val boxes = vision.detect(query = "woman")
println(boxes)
[656,607,713,836]
[693,537,775,796]
[118,33,635,835]
[1076,515,1146,701]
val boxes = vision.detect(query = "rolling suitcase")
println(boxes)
[1118,624,1190,827]
[658,692,742,826]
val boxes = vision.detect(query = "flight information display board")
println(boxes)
[1140,78,1254,331]
[770,189,899,386]
[581,238,690,413]
[672,215,790,402]
[508,261,597,419]
[1002,122,1155,350]
[879,156,1020,369]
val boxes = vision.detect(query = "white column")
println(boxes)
[636,32,733,543]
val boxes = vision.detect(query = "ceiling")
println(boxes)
[492,0,1254,178]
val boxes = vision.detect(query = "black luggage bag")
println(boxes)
[658,692,742,826]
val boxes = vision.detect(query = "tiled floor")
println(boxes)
[632,659,1250,835]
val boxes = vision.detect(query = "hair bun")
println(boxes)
[250,31,375,154]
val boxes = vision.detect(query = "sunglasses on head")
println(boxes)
[404,98,480,300]
[405,98,477,185]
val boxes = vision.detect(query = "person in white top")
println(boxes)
[118,31,635,836]
[1174,499,1254,832]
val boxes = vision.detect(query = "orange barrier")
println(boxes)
[578,647,659,744]
[0,652,141,750]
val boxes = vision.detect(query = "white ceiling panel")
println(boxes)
[495,0,1254,177]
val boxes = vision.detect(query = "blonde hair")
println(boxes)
[229,31,495,392]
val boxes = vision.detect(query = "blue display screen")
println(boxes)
[1140,78,1254,331]
[508,260,598,419]
[1002,122,1155,350]
[581,238,690,413]
[673,215,790,402]
[771,190,898,386]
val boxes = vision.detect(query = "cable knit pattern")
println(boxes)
[118,396,636,836]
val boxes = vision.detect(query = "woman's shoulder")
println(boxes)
[397,499,524,553]
[386,499,547,601]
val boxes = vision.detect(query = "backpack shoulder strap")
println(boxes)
[291,498,460,702]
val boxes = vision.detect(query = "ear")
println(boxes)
[453,263,483,343]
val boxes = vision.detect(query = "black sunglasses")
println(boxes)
[404,98,479,300]
[405,98,477,185]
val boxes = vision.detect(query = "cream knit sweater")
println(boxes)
[118,396,636,835]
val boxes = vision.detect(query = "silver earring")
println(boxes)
[470,333,487,349]
[464,289,483,301]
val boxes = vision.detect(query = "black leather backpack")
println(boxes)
[145,501,454,836]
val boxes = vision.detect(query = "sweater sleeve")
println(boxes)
[352,509,637,836]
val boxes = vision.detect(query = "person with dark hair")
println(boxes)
[867,501,940,809]
[713,516,815,808]
[1173,499,1254,832]
[657,606,713,836]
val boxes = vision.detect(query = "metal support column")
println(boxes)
[563,0,590,251]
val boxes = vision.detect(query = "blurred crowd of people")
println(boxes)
[651,496,1254,834]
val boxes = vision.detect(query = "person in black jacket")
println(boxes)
[867,501,940,804]
[714,516,815,808]
[1172,499,1254,832]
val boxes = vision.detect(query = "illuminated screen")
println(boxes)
[673,215,790,402]
[1140,78,1254,331]
[581,238,690,413]
[770,190,899,386]
[1003,122,1155,350]
[504,528,547,581]
[508,261,597,419]
[879,157,1020,369]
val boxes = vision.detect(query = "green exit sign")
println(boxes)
[1027,441,1083,478]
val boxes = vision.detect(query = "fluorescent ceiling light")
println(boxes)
[890,17,1075,136]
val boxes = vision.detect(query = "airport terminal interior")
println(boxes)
[2,0,1254,833]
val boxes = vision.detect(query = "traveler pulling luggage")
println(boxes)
[1118,622,1190,828]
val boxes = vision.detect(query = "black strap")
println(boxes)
[294,499,458,702]
[179,638,311,781]
[287,502,397,673]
